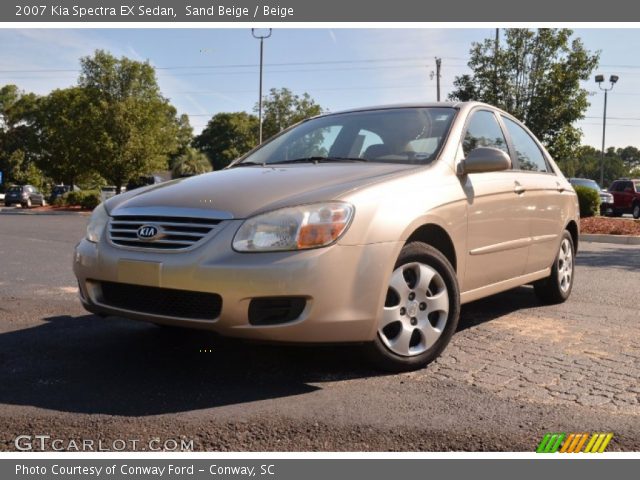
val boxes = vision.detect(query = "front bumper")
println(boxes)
[73,220,401,344]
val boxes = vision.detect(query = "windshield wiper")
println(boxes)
[269,156,369,165]
[229,161,265,168]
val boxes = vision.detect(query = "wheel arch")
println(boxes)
[406,223,457,273]
[566,220,579,254]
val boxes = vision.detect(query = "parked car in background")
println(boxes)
[100,186,127,203]
[74,102,579,372]
[568,178,614,216]
[608,178,640,218]
[4,185,46,208]
[126,175,164,191]
[50,184,81,204]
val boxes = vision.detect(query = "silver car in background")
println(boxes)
[73,102,579,371]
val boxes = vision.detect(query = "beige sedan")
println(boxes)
[73,102,578,371]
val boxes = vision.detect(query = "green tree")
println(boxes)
[78,50,183,192]
[617,146,640,172]
[449,29,599,163]
[260,88,323,139]
[34,87,94,186]
[572,145,629,187]
[0,85,41,188]
[171,147,212,178]
[193,112,259,170]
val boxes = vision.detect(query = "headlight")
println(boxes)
[233,202,354,252]
[86,203,109,243]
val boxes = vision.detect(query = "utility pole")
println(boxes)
[435,57,442,101]
[251,28,272,144]
[494,28,499,100]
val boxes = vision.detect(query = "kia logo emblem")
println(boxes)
[137,225,161,241]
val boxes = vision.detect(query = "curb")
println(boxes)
[581,233,640,245]
[0,209,90,216]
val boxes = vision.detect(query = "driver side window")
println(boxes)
[462,110,509,157]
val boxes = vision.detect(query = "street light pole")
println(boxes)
[251,28,272,145]
[595,74,618,187]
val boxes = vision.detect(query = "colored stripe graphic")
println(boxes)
[536,433,613,453]
[571,433,590,453]
[536,433,566,453]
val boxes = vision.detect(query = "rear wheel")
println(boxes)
[22,198,32,209]
[633,203,640,219]
[364,242,460,372]
[534,231,575,304]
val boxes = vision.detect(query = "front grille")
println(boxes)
[99,281,222,320]
[108,215,222,250]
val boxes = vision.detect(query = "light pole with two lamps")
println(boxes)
[251,28,272,145]
[595,74,619,187]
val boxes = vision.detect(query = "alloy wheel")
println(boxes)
[379,262,449,357]
[557,238,573,293]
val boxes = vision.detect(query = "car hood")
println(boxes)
[108,163,416,219]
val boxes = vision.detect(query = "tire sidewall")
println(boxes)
[370,242,460,371]
[553,231,575,301]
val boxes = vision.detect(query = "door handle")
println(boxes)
[514,182,526,194]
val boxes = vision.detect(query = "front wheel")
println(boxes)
[364,242,460,372]
[534,231,575,304]
[22,198,32,209]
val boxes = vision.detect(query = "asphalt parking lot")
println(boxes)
[0,214,638,451]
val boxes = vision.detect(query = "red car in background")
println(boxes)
[609,178,640,219]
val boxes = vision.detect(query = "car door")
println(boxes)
[461,109,531,291]
[500,116,565,274]
[621,181,635,212]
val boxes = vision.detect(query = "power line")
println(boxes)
[0,56,468,74]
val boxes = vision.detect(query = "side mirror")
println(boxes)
[457,147,511,175]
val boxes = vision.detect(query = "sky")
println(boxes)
[0,28,639,149]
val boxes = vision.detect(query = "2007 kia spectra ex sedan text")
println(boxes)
[73,102,579,371]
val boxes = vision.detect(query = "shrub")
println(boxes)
[52,194,67,207]
[66,190,83,206]
[63,190,100,210]
[79,190,100,210]
[574,185,600,218]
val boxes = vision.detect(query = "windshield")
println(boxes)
[236,107,457,166]
[570,178,600,190]
[8,186,21,193]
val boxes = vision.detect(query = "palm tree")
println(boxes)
[171,148,212,178]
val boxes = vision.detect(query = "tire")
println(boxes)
[4,202,10,207]
[41,199,47,207]
[534,231,575,305]
[633,203,640,220]
[364,242,460,372]
[22,198,32,209]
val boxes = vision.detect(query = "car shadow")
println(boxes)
[0,314,377,416]
[0,286,544,417]
[457,286,541,332]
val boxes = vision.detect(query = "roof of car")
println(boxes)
[322,101,497,116]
